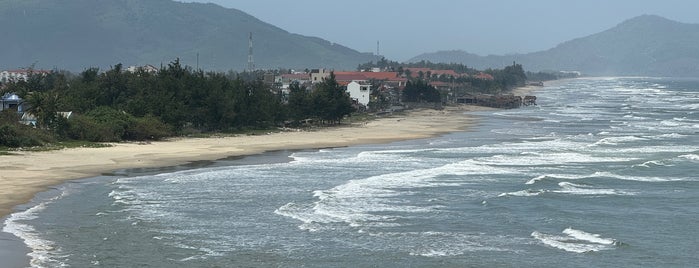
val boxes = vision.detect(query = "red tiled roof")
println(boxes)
[474,72,494,80]
[333,71,405,82]
[334,73,368,82]
[405,68,431,74]
[430,70,459,77]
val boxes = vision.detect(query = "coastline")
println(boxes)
[0,82,552,266]
[0,105,493,219]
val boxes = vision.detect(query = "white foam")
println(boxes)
[502,182,631,197]
[3,194,69,267]
[593,171,687,182]
[589,136,647,147]
[679,154,699,161]
[633,160,673,168]
[278,158,512,229]
[562,228,616,245]
[555,182,632,196]
[476,152,636,166]
[648,133,688,140]
[525,174,592,185]
[531,228,618,253]
[498,189,542,197]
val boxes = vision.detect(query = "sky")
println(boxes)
[180,0,699,61]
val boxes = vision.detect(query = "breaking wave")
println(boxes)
[531,228,620,253]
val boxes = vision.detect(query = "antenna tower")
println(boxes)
[247,32,255,72]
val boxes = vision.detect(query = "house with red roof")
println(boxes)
[474,72,494,80]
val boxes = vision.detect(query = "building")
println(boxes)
[0,69,50,84]
[333,71,407,88]
[125,65,159,74]
[310,68,331,83]
[0,93,25,113]
[474,72,495,80]
[346,81,372,107]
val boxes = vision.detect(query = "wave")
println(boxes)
[633,160,674,168]
[476,152,637,167]
[555,182,632,196]
[500,181,632,197]
[290,149,427,165]
[525,174,593,185]
[678,154,699,161]
[588,136,647,147]
[648,133,689,140]
[531,228,619,253]
[497,189,543,197]
[3,191,71,267]
[277,158,515,230]
[562,228,616,245]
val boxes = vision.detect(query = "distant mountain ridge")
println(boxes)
[409,15,699,77]
[0,0,375,71]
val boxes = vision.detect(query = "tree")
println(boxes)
[25,91,60,128]
[287,81,311,121]
[402,80,441,103]
[311,73,354,124]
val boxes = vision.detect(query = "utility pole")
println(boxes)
[247,32,255,73]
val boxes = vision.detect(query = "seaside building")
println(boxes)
[346,81,372,107]
[310,68,331,83]
[0,69,50,84]
[0,93,25,113]
[125,65,159,74]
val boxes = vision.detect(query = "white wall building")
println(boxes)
[347,81,371,107]
[0,69,50,84]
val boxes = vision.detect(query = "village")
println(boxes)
[0,62,539,130]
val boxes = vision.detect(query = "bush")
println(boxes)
[66,108,172,142]
[66,115,117,142]
[0,123,53,148]
[125,115,172,141]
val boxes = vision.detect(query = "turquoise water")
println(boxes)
[3,77,699,267]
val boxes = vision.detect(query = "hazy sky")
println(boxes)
[180,0,699,61]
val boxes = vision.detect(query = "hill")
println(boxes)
[409,15,699,77]
[0,0,375,71]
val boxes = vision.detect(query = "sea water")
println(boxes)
[3,77,699,267]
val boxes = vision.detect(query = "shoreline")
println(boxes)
[0,105,494,219]
[0,82,551,266]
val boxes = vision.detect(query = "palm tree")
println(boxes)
[25,91,59,128]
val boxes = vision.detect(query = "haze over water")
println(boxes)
[4,77,699,267]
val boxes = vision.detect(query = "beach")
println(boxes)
[0,105,491,219]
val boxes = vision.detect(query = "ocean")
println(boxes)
[3,77,698,267]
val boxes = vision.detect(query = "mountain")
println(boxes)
[0,0,375,71]
[409,15,699,77]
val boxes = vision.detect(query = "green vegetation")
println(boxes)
[0,60,355,148]
[287,73,355,125]
[402,80,441,103]
[360,58,528,93]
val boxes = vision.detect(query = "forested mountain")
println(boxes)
[409,15,699,77]
[0,0,375,71]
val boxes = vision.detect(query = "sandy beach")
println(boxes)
[0,105,496,219]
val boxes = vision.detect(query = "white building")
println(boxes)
[0,93,25,112]
[0,69,49,83]
[346,81,371,107]
[125,64,158,74]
